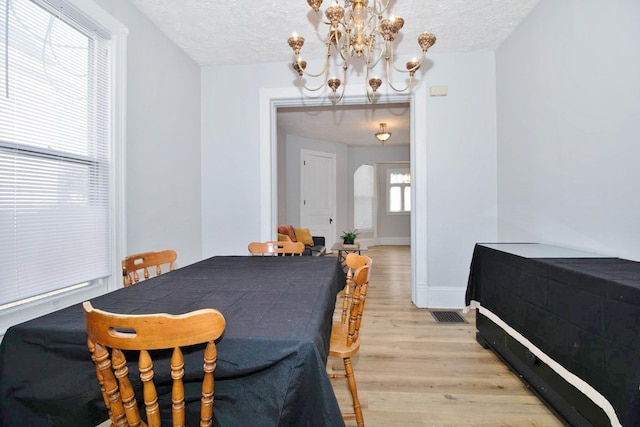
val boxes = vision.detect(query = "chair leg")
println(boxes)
[343,356,364,427]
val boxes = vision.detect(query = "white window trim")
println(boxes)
[387,167,411,215]
[0,0,127,340]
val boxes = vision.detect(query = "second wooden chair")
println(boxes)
[247,241,305,256]
[122,249,177,286]
[329,262,372,427]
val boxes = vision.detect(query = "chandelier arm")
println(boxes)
[371,0,392,16]
[301,67,331,79]
[299,43,333,78]
[386,79,412,93]
[392,54,425,74]
[335,28,350,62]
[384,56,413,93]
[333,89,345,103]
[321,12,348,62]
[365,81,377,102]
[295,55,330,92]
[388,41,426,74]
[301,82,333,92]
[365,21,384,69]
[386,40,399,73]
[365,13,377,30]
[365,16,378,56]
[366,88,376,102]
[364,62,378,102]
[367,45,385,70]
[326,65,347,103]
[387,41,404,74]
[298,70,331,92]
[304,58,348,101]
[333,42,350,83]
[334,65,348,102]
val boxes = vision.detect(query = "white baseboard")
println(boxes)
[427,286,467,309]
[414,284,467,309]
[359,237,410,247]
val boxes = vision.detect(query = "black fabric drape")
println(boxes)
[466,243,640,427]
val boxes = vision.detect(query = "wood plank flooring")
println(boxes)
[326,245,564,427]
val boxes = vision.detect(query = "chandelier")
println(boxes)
[288,0,436,102]
[375,123,391,143]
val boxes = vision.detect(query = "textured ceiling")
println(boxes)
[129,0,541,146]
[130,0,540,66]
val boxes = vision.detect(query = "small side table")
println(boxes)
[331,242,368,265]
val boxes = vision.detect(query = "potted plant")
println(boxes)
[340,229,359,245]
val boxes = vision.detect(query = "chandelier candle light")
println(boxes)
[288,0,436,102]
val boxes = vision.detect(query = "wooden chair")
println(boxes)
[247,241,305,256]
[340,253,373,324]
[329,262,371,427]
[83,301,225,427]
[122,249,177,287]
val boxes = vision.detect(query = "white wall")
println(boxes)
[201,63,270,256]
[420,52,499,307]
[202,53,498,308]
[496,0,640,261]
[95,0,203,267]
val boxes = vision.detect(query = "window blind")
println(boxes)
[0,0,111,306]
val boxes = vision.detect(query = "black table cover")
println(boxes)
[0,255,346,427]
[466,243,640,427]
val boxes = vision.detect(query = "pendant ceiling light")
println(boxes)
[375,123,391,143]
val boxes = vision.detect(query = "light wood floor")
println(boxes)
[326,245,565,427]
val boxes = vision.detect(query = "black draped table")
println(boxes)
[0,256,346,427]
[466,243,640,427]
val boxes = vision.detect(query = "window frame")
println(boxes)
[386,167,411,214]
[0,0,126,338]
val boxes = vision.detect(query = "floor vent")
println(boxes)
[430,310,468,324]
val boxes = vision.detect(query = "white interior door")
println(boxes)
[300,150,336,251]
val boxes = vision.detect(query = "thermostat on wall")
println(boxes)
[429,85,448,96]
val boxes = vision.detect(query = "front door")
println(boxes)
[300,150,336,251]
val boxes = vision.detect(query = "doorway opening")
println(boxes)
[259,86,429,307]
[276,103,410,252]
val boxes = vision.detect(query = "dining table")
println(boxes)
[0,255,347,427]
